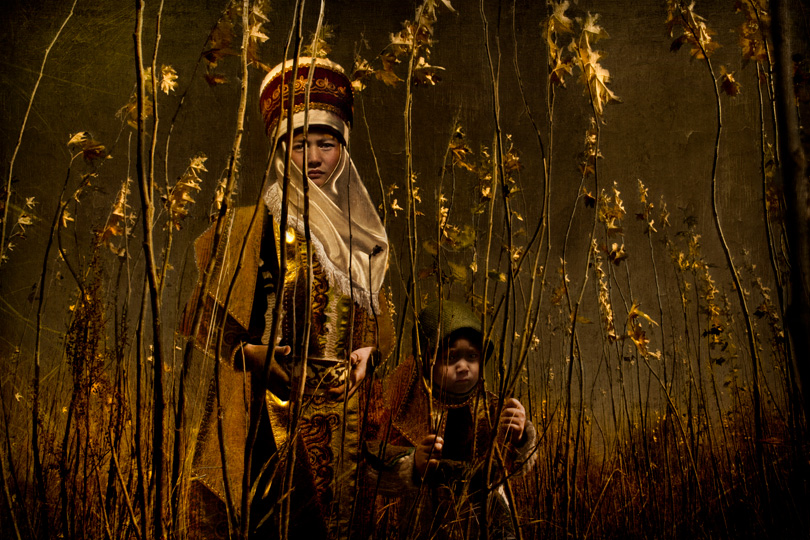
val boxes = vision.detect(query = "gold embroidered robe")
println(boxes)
[183,206,393,539]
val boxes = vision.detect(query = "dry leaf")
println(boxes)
[608,242,627,265]
[165,154,206,230]
[351,56,375,92]
[60,210,74,228]
[582,189,596,208]
[413,56,444,85]
[67,132,110,162]
[549,55,574,87]
[718,65,741,96]
[160,65,178,94]
[551,1,574,34]
[579,12,609,42]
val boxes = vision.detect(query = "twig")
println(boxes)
[133,2,168,536]
[32,158,78,536]
[110,428,143,540]
[679,5,766,475]
[1,0,78,265]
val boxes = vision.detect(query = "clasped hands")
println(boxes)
[237,343,374,398]
[413,398,526,479]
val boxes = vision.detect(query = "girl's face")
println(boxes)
[432,336,481,395]
[290,129,341,187]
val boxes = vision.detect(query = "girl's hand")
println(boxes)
[348,346,374,387]
[414,434,443,479]
[327,346,374,399]
[498,398,526,445]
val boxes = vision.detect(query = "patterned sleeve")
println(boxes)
[505,419,538,476]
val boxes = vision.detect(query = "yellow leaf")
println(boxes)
[160,65,179,94]
[545,1,574,36]
[189,154,208,172]
[579,12,609,42]
[17,213,33,227]
[60,210,74,228]
[549,55,574,87]
[608,242,627,265]
[413,56,444,86]
[376,65,403,87]
[628,301,658,327]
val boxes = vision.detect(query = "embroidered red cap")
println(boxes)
[259,57,353,139]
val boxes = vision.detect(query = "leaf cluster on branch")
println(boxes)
[351,0,455,91]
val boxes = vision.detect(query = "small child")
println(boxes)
[361,300,537,540]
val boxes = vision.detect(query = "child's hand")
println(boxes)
[498,398,526,445]
[414,434,443,479]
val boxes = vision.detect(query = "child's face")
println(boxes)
[432,336,481,394]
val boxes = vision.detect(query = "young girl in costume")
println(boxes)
[361,300,536,539]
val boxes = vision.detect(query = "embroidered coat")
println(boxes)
[184,206,393,539]
[359,356,537,540]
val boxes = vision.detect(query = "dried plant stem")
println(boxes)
[231,7,303,540]
[93,462,114,540]
[151,1,172,304]
[508,0,552,329]
[398,1,433,434]
[582,468,621,539]
[32,159,77,536]
[1,0,77,265]
[59,362,78,540]
[163,0,254,536]
[479,2,528,537]
[403,0,431,354]
[757,64,787,317]
[747,0,782,167]
[510,0,548,261]
[134,2,168,537]
[110,428,143,540]
[0,442,22,540]
[133,284,150,537]
[55,176,95,301]
[682,12,765,475]
[279,4,327,537]
[171,37,253,540]
[358,97,388,227]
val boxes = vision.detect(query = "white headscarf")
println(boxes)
[262,110,389,313]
